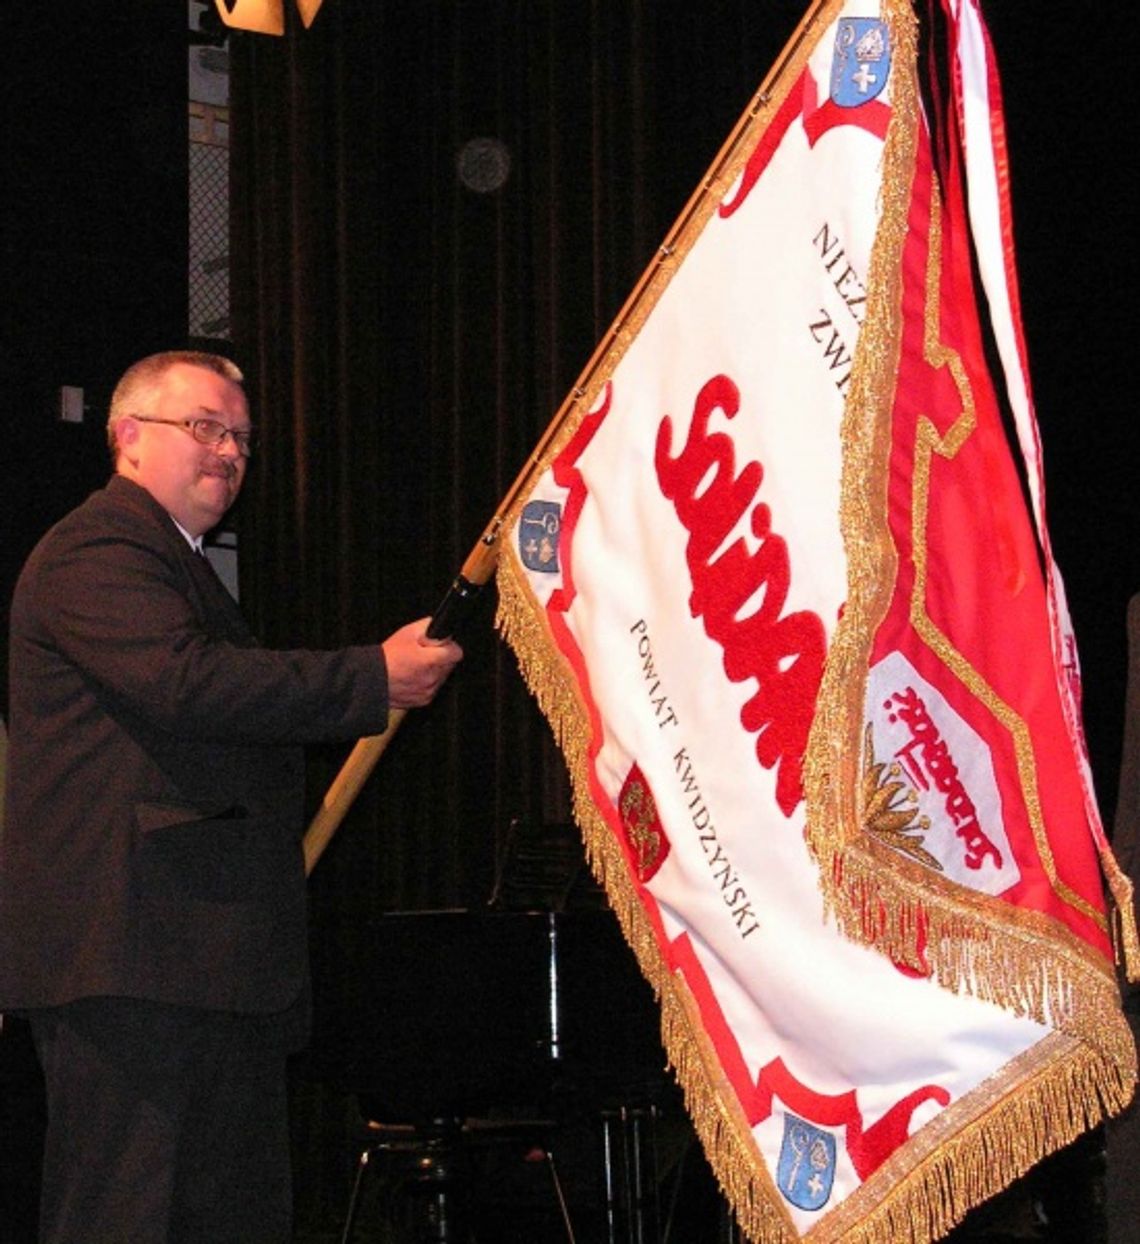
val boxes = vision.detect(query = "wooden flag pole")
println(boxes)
[302,0,827,875]
[303,715,406,874]
[302,354,611,876]
[301,419,567,875]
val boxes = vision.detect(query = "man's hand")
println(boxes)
[381,618,464,709]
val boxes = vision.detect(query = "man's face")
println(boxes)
[121,363,251,537]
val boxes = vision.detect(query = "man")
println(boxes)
[0,350,463,1243]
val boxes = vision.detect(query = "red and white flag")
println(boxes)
[497,1,1136,1239]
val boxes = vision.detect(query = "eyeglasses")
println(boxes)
[132,415,256,458]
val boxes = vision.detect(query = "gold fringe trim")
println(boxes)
[496,550,796,1242]
[1105,855,1140,984]
[661,979,798,1244]
[492,3,1137,1238]
[802,0,920,1009]
[906,196,1101,936]
[816,1033,1135,1244]
[816,839,1136,1068]
[497,547,1138,1244]
[801,0,1133,1065]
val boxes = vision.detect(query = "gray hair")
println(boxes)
[106,350,244,459]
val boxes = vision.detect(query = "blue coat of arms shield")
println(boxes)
[777,1113,837,1212]
[830,18,892,109]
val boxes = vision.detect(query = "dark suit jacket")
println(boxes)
[0,475,388,1017]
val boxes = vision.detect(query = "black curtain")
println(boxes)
[227,1,1136,1234]
[229,2,812,912]
[228,3,813,1228]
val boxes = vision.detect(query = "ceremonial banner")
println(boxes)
[496,0,1137,1239]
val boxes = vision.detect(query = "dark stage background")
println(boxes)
[2,2,1136,1241]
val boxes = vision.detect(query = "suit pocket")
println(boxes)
[131,799,266,902]
[135,799,249,836]
[129,800,306,1012]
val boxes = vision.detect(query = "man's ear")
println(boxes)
[116,418,143,467]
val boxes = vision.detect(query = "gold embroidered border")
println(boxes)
[801,0,1131,1064]
[496,552,795,1243]
[494,2,1136,1238]
[496,0,841,489]
[800,0,917,907]
[491,12,846,1238]
[910,188,1102,932]
[807,1030,1134,1243]
[498,539,1137,1244]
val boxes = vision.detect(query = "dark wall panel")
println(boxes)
[1,4,190,700]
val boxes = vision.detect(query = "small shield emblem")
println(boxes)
[618,764,671,882]
[830,18,892,109]
[777,1114,836,1212]
[519,500,562,573]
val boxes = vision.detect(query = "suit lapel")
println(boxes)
[104,475,255,646]
[182,542,255,645]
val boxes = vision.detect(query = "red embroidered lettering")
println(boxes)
[885,689,1004,871]
[656,376,826,816]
